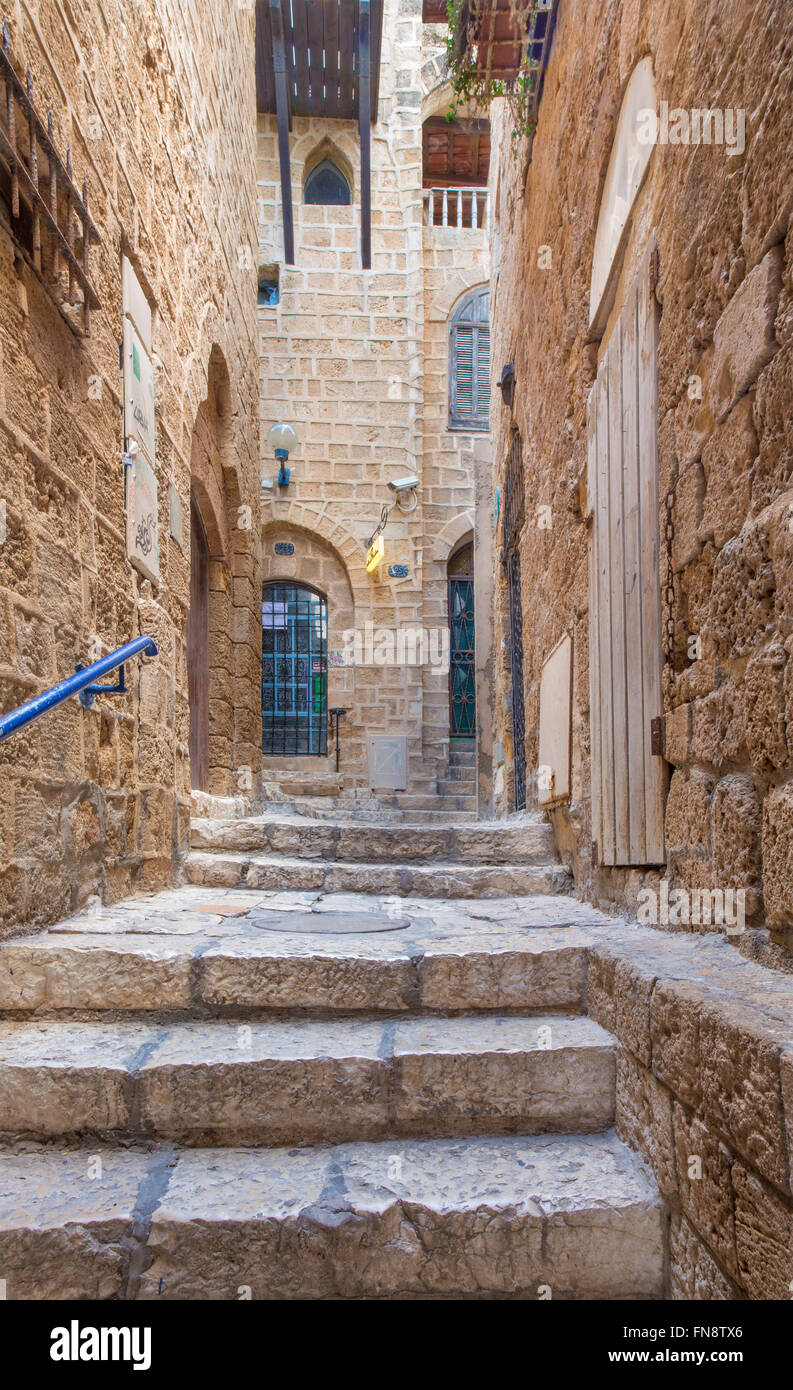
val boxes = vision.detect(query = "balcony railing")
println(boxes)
[423,187,490,231]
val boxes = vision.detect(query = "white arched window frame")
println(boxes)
[449,287,490,431]
[589,56,657,335]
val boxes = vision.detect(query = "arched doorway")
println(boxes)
[447,540,476,738]
[262,582,328,756]
[187,495,210,790]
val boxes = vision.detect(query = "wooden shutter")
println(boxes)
[476,323,490,417]
[454,326,475,417]
[587,251,667,866]
[450,288,490,429]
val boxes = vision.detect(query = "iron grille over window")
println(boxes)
[304,159,351,205]
[502,427,525,553]
[449,287,490,430]
[0,24,100,336]
[261,583,328,756]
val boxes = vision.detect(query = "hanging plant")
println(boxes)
[444,0,547,141]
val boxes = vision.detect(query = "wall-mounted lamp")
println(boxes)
[498,363,515,408]
[267,422,299,487]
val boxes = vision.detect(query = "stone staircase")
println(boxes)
[0,810,665,1300]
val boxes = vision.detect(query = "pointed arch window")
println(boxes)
[303,159,351,206]
[449,287,490,431]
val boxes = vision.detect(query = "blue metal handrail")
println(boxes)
[0,635,158,743]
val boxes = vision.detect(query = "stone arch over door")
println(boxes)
[261,521,359,776]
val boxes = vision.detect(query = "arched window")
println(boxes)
[449,287,490,430]
[303,160,351,206]
[261,583,328,755]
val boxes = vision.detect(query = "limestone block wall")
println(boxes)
[0,1,259,936]
[255,2,489,797]
[487,0,793,965]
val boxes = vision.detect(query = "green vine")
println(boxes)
[444,0,538,141]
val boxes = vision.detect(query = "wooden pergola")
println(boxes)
[256,0,384,268]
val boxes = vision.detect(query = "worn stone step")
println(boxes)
[442,764,477,783]
[190,815,556,864]
[0,1014,615,1145]
[0,894,596,1016]
[0,1132,664,1299]
[392,792,478,811]
[184,851,571,897]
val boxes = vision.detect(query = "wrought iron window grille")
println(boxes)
[502,426,525,555]
[0,22,100,336]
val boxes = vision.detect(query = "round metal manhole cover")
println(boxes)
[249,910,410,935]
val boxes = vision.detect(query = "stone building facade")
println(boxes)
[485,0,793,1300]
[256,3,491,809]
[488,0,793,967]
[0,0,260,937]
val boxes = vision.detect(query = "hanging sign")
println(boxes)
[126,452,160,583]
[366,534,385,573]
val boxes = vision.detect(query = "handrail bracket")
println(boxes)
[76,663,128,709]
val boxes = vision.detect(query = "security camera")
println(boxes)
[387,475,419,494]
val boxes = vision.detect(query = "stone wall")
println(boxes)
[0,1,260,936]
[488,0,793,965]
[255,4,490,800]
[585,915,793,1300]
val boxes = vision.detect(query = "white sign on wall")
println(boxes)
[126,452,160,583]
[538,632,572,806]
[123,317,156,468]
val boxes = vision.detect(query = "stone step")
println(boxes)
[184,851,570,896]
[442,764,477,783]
[437,779,476,798]
[449,747,476,767]
[0,1132,664,1299]
[0,1014,615,1145]
[0,894,595,1017]
[190,815,556,864]
[392,792,478,811]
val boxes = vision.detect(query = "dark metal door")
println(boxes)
[507,548,526,810]
[262,583,328,755]
[448,574,476,737]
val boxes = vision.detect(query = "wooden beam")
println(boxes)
[359,0,371,269]
[270,0,294,265]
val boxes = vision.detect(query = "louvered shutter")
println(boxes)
[475,323,490,417]
[449,288,490,429]
[454,326,475,418]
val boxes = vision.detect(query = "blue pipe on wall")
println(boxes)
[0,635,158,743]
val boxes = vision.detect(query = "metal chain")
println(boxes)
[663,475,678,690]
[365,503,390,551]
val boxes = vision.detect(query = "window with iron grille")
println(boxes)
[449,287,490,431]
[261,583,328,757]
[502,427,525,553]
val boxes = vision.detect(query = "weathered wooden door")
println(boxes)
[587,255,667,865]
[187,497,209,792]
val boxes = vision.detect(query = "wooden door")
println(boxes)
[187,498,209,791]
[587,252,667,865]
